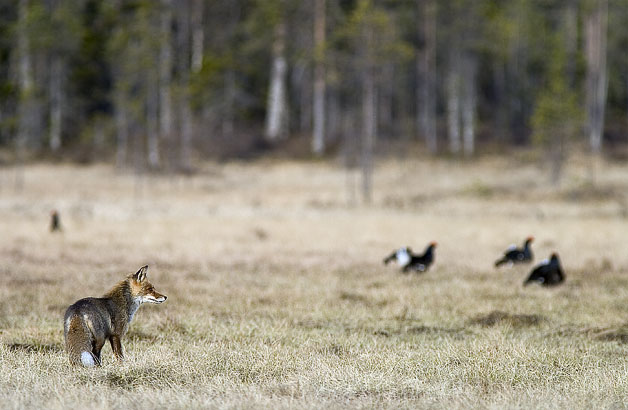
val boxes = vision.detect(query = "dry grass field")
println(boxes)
[2,155,628,409]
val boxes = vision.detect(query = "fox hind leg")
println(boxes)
[65,315,99,367]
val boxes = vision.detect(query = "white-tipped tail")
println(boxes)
[395,249,410,267]
[80,351,96,367]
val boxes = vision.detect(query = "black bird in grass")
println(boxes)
[524,253,564,287]
[50,210,62,232]
[495,237,534,267]
[383,242,437,273]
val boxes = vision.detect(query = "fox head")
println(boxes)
[129,265,167,304]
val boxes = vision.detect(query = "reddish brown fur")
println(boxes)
[63,265,167,366]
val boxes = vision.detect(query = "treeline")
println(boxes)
[0,1,626,172]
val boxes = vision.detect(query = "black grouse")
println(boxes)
[383,242,437,273]
[495,236,534,267]
[524,253,564,286]
[50,210,62,232]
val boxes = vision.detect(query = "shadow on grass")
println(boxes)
[557,324,628,344]
[6,342,64,354]
[468,310,546,328]
[98,367,177,390]
[406,325,466,336]
[338,291,389,308]
[592,328,628,344]
[126,329,159,343]
[338,291,371,305]
[373,324,470,340]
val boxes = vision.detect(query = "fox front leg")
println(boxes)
[110,336,124,362]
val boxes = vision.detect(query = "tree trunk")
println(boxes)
[223,69,236,140]
[295,63,311,133]
[146,79,160,168]
[49,56,63,153]
[417,0,437,154]
[92,117,105,154]
[179,98,193,171]
[509,1,529,145]
[177,3,192,171]
[585,0,608,155]
[493,60,507,141]
[564,0,578,87]
[312,0,326,155]
[191,0,204,73]
[115,90,128,168]
[265,19,288,142]
[550,131,564,187]
[378,63,394,139]
[133,120,145,196]
[328,87,340,145]
[361,22,376,204]
[222,0,241,141]
[446,51,461,154]
[362,68,376,203]
[159,0,173,167]
[462,53,477,157]
[342,107,359,205]
[17,0,33,99]
[17,0,35,156]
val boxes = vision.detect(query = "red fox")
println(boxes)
[63,265,167,367]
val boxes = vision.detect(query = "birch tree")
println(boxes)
[221,0,241,141]
[191,0,204,74]
[461,52,477,157]
[114,88,129,167]
[585,0,608,155]
[446,48,461,154]
[312,0,326,155]
[444,0,479,156]
[48,54,62,152]
[48,1,65,154]
[47,0,80,153]
[177,2,193,171]
[159,0,173,168]
[416,0,437,153]
[361,23,376,203]
[264,2,288,143]
[16,0,35,156]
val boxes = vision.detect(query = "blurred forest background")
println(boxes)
[0,0,626,196]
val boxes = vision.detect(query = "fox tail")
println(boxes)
[65,316,99,367]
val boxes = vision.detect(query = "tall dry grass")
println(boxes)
[1,156,628,409]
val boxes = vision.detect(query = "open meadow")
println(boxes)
[2,156,628,409]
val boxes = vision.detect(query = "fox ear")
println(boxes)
[134,265,148,282]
